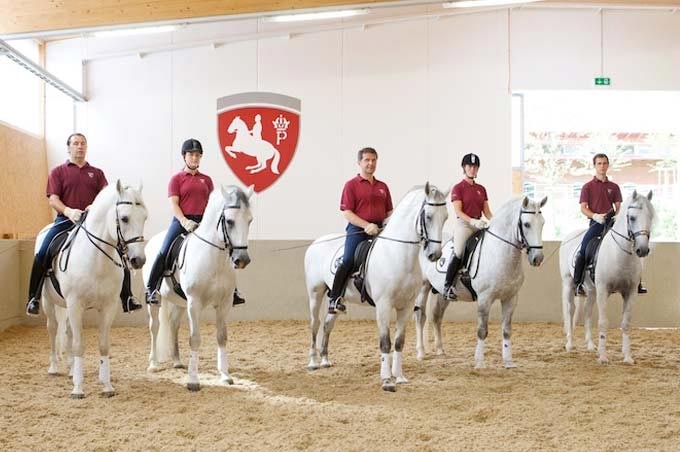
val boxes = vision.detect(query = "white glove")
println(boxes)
[180,218,199,232]
[470,218,488,229]
[364,223,380,236]
[63,207,83,223]
[591,213,606,225]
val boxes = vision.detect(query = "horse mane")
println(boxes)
[201,185,250,225]
[489,197,524,229]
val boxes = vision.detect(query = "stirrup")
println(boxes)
[575,284,586,296]
[443,285,457,301]
[146,289,161,305]
[328,297,347,314]
[26,298,40,317]
[233,290,246,306]
[123,296,143,313]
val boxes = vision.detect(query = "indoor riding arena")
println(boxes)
[2,1,680,451]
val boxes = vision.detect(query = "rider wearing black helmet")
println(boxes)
[443,153,493,300]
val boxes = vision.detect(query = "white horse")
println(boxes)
[144,185,253,391]
[225,116,281,175]
[40,181,147,398]
[414,196,547,368]
[560,190,654,364]
[304,183,448,391]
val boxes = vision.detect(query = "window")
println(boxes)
[0,39,42,135]
[512,90,680,241]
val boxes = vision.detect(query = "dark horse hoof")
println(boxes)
[187,383,201,392]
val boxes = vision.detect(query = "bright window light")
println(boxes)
[91,25,177,38]
[443,0,542,8]
[265,9,370,23]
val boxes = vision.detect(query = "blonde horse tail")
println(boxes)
[270,147,281,174]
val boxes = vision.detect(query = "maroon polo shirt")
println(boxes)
[579,177,622,214]
[46,160,108,210]
[168,170,214,216]
[451,179,488,220]
[340,175,393,224]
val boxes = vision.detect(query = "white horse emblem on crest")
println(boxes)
[225,115,281,175]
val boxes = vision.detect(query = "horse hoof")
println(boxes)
[382,380,396,392]
[564,344,573,352]
[320,360,332,368]
[598,358,609,365]
[623,357,635,365]
[587,343,596,352]
[173,363,187,369]
[503,361,517,369]
[147,365,160,373]
[187,383,201,392]
[48,370,60,376]
[395,376,408,385]
[416,352,425,361]
[70,393,85,399]
[474,361,486,369]
[307,364,319,371]
[102,391,116,398]
[221,376,234,385]
[435,349,446,357]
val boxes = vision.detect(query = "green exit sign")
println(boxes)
[595,77,611,86]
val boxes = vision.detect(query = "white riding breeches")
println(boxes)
[453,217,478,258]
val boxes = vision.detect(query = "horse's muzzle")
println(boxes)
[528,251,544,267]
[232,253,251,269]
[129,255,146,269]
[636,247,649,258]
[426,249,442,262]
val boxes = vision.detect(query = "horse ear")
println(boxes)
[221,184,229,199]
[540,196,548,208]
[647,190,653,201]
[137,181,143,192]
[424,181,430,196]
[116,179,123,195]
[246,185,254,199]
[522,196,530,209]
[631,189,638,200]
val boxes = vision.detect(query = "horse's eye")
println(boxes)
[629,216,636,222]
[227,219,235,227]
[523,222,530,228]
[426,215,432,221]
[121,216,129,224]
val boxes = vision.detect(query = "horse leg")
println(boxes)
[500,296,518,368]
[248,158,267,174]
[431,294,449,356]
[225,146,236,158]
[583,291,596,351]
[97,302,118,397]
[307,288,324,370]
[621,291,635,364]
[596,288,610,364]
[376,303,395,392]
[561,279,576,352]
[215,303,233,385]
[475,298,491,369]
[186,300,202,391]
[44,300,60,375]
[169,304,186,369]
[392,307,412,384]
[414,282,430,361]
[147,304,161,372]
[319,310,339,368]
[68,303,86,398]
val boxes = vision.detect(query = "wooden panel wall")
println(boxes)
[0,121,51,238]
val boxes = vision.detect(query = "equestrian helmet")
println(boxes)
[181,138,203,156]
[461,153,480,167]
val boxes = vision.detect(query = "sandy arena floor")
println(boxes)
[2,319,680,451]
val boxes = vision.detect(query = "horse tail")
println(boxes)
[270,147,281,174]
[156,301,174,363]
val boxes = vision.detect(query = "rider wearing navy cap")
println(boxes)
[26,133,142,316]
[145,138,246,306]
[443,153,493,300]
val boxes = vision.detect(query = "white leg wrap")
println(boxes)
[189,350,199,381]
[502,339,512,362]
[622,334,631,354]
[391,351,403,378]
[475,339,485,363]
[98,356,111,384]
[217,347,229,375]
[73,356,84,386]
[380,352,391,380]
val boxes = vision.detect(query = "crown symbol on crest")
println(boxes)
[273,114,290,145]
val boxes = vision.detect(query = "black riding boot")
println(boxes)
[233,288,246,306]
[443,256,462,300]
[120,267,142,313]
[573,254,586,296]
[638,279,648,294]
[328,263,352,314]
[145,255,165,304]
[26,257,45,316]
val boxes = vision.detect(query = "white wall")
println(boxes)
[41,7,680,240]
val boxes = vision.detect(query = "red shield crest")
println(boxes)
[217,92,301,193]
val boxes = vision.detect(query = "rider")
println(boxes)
[145,138,246,306]
[327,147,393,314]
[26,133,143,316]
[443,153,493,300]
[573,152,622,295]
[250,114,262,141]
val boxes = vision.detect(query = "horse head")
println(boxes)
[622,190,654,258]
[420,182,449,261]
[520,195,547,266]
[220,184,254,269]
[227,116,247,135]
[111,180,148,269]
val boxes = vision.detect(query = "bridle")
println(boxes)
[609,204,650,256]
[188,203,249,256]
[376,198,447,246]
[485,208,544,252]
[60,199,146,270]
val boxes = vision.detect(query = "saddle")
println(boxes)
[164,234,189,300]
[583,233,606,284]
[44,229,72,299]
[432,230,484,301]
[350,239,376,306]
